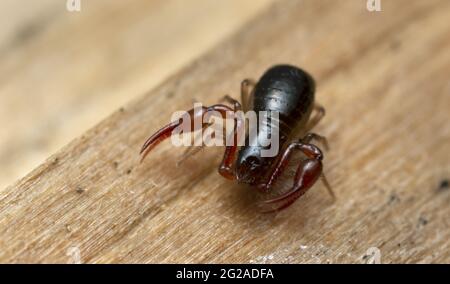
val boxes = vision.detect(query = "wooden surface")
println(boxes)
[0,0,273,190]
[1,0,450,263]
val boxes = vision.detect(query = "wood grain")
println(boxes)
[1,0,450,263]
[0,0,273,190]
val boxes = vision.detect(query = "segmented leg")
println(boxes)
[241,79,256,112]
[218,96,243,180]
[257,142,325,212]
[176,88,250,170]
[320,172,335,200]
[221,94,242,112]
[176,95,244,172]
[304,103,326,132]
[140,104,234,162]
[302,133,329,151]
[263,159,322,212]
[302,133,334,199]
[177,95,241,165]
[256,131,333,202]
[257,142,323,192]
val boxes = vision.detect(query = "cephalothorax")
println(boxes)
[141,65,334,212]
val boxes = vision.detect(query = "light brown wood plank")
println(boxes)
[1,0,450,263]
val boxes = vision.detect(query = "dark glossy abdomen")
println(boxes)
[251,64,315,140]
[235,65,316,183]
